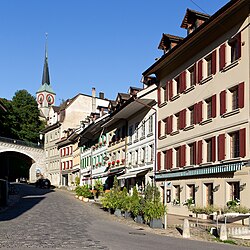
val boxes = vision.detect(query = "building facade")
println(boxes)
[142,0,250,216]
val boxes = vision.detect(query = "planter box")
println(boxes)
[135,215,144,224]
[114,209,122,217]
[83,197,89,202]
[78,196,83,201]
[149,218,162,229]
[75,195,79,199]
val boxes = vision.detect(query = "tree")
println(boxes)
[1,90,45,143]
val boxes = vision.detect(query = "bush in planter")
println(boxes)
[94,179,104,198]
[143,201,166,226]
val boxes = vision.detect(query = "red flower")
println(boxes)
[112,161,115,165]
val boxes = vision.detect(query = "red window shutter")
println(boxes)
[211,50,217,75]
[63,148,66,156]
[157,152,161,171]
[165,81,169,101]
[194,62,197,85]
[167,149,173,170]
[179,109,186,129]
[196,101,203,124]
[157,87,161,107]
[180,71,186,93]
[60,149,62,157]
[180,145,186,167]
[158,121,161,138]
[218,134,225,160]
[239,128,246,157]
[164,117,168,135]
[197,140,203,165]
[193,103,197,124]
[211,94,217,118]
[60,162,62,171]
[198,60,203,83]
[237,32,241,58]
[169,115,173,134]
[219,43,226,70]
[169,80,173,100]
[238,82,244,109]
[193,142,197,165]
[220,90,226,115]
[211,137,216,162]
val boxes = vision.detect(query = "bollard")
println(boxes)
[183,218,191,238]
[220,224,227,241]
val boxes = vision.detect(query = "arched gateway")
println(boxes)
[0,137,45,183]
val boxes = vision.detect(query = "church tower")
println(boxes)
[36,35,56,120]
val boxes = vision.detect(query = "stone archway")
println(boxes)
[0,141,45,183]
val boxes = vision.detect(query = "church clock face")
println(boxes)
[46,94,54,105]
[37,93,44,104]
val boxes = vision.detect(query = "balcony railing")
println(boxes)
[0,136,43,149]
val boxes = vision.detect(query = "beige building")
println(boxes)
[41,89,109,187]
[142,0,250,217]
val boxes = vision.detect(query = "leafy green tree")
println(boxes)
[1,90,45,143]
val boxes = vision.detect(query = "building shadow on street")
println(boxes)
[0,183,55,221]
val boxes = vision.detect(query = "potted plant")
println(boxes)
[94,179,104,199]
[130,187,143,223]
[143,183,165,228]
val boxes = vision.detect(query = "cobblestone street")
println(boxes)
[0,184,248,250]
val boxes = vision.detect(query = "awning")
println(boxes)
[117,169,148,180]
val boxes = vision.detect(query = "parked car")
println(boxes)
[35,178,51,189]
[19,177,27,183]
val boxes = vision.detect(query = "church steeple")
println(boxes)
[36,34,56,120]
[42,34,50,85]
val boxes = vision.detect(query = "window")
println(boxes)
[174,185,181,205]
[175,113,180,131]
[188,106,194,126]
[141,147,145,163]
[134,150,138,165]
[228,34,241,63]
[128,125,133,143]
[205,98,212,119]
[206,138,213,162]
[128,152,132,165]
[175,147,181,168]
[187,184,195,203]
[228,182,240,201]
[135,122,139,141]
[206,55,212,76]
[175,76,181,95]
[141,121,145,138]
[149,144,154,162]
[229,87,238,110]
[148,115,153,134]
[229,131,240,158]
[189,143,195,165]
[188,66,195,87]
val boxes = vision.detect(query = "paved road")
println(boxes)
[0,184,248,250]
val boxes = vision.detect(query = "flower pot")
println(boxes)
[83,197,89,202]
[79,196,83,201]
[124,211,132,219]
[135,215,144,224]
[114,208,122,217]
[149,218,163,229]
[108,208,115,214]
[75,195,79,199]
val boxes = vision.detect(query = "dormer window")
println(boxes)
[181,9,210,35]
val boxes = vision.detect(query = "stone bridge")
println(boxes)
[0,136,45,182]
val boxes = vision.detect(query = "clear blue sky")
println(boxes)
[1,0,229,105]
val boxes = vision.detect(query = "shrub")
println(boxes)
[75,185,93,198]
[143,201,166,223]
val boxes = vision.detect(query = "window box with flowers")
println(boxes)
[112,161,115,166]
[116,159,120,165]
[108,162,111,167]
[96,163,99,167]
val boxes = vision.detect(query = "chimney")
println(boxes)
[92,87,96,113]
[92,87,96,98]
[99,92,104,99]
